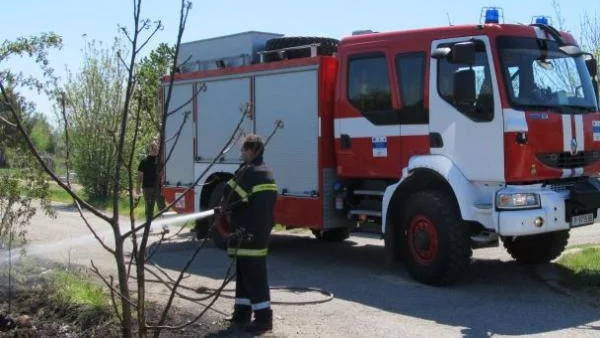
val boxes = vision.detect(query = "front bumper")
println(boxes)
[495,178,600,236]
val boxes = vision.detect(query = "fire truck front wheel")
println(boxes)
[502,230,569,264]
[401,191,472,286]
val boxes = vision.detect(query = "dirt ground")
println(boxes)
[0,258,232,338]
[5,202,600,337]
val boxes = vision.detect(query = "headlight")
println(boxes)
[496,192,541,210]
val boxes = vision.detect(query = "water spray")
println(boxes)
[149,208,217,229]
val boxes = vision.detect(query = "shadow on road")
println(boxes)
[148,231,600,337]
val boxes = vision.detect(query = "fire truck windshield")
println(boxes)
[497,36,598,113]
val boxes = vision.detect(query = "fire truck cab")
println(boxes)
[163,8,600,285]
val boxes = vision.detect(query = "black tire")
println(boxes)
[263,36,339,62]
[194,216,209,240]
[401,191,472,286]
[502,230,569,264]
[323,227,350,242]
[312,227,349,242]
[310,227,350,242]
[384,222,402,264]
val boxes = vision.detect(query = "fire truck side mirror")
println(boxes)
[453,69,476,108]
[450,42,476,65]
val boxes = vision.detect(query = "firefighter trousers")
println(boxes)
[234,256,271,312]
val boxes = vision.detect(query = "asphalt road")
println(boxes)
[6,203,600,337]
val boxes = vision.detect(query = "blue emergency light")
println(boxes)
[481,7,503,24]
[532,15,551,25]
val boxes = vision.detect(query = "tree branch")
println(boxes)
[121,106,248,239]
[119,25,134,45]
[164,110,190,164]
[150,230,221,334]
[136,21,163,54]
[165,82,206,117]
[74,200,116,255]
[145,262,223,302]
[90,260,138,309]
[59,92,73,189]
[0,81,112,223]
[0,115,16,127]
[109,275,123,323]
[147,249,237,332]
[126,94,143,281]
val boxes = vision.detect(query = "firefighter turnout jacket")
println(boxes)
[223,155,277,256]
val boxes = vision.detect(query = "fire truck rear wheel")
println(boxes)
[312,227,350,242]
[502,230,569,264]
[194,183,223,241]
[263,37,339,62]
[401,191,472,286]
[194,182,226,248]
[194,218,209,240]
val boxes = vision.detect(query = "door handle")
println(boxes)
[341,134,352,149]
[430,132,443,148]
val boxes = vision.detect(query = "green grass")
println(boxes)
[51,270,113,329]
[49,183,147,220]
[566,243,599,250]
[86,194,147,220]
[0,168,18,175]
[52,270,108,308]
[49,184,75,204]
[557,247,600,294]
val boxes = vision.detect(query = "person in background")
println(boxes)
[136,140,166,222]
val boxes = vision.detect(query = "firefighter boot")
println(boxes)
[227,305,251,328]
[246,308,273,334]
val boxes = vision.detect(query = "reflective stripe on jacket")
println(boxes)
[223,156,277,251]
[227,247,268,257]
[226,180,277,202]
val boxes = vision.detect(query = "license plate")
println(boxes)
[570,213,595,227]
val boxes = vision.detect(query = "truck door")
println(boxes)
[336,50,403,178]
[429,36,505,182]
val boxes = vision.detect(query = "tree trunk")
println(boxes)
[136,251,147,337]
[114,234,133,337]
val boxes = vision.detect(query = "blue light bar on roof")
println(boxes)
[532,16,550,25]
[481,7,503,24]
[485,8,500,23]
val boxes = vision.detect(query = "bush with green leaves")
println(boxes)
[0,151,53,248]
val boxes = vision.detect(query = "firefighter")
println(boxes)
[222,133,277,333]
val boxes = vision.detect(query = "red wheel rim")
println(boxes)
[407,215,439,264]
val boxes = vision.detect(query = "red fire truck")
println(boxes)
[162,8,600,285]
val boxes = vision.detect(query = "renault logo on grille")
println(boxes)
[570,138,578,155]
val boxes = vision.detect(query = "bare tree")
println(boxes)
[0,1,195,336]
[580,13,600,59]
[1,0,286,336]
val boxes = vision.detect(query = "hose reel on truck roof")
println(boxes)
[260,36,339,62]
